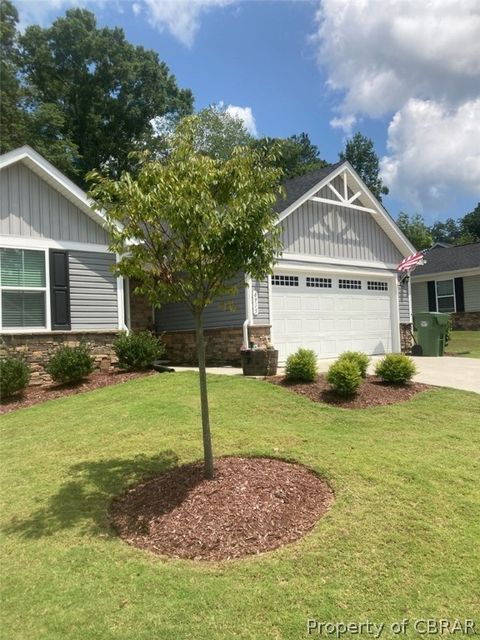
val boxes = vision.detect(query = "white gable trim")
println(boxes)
[0,145,107,229]
[275,161,416,259]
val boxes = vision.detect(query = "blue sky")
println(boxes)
[15,0,480,224]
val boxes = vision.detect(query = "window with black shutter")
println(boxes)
[49,250,71,330]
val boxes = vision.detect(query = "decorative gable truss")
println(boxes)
[276,161,415,263]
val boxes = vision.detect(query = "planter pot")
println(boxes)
[241,349,278,376]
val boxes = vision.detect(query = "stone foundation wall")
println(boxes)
[129,279,154,331]
[160,325,272,366]
[0,331,120,386]
[400,323,414,353]
[450,311,480,330]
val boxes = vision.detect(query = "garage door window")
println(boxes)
[339,279,362,290]
[306,277,332,288]
[367,281,388,291]
[272,275,299,287]
[436,279,455,312]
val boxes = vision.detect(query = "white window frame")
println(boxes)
[435,278,456,313]
[0,245,51,332]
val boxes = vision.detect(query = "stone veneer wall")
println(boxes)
[450,311,480,330]
[129,279,154,331]
[400,323,414,353]
[0,331,120,386]
[160,325,272,366]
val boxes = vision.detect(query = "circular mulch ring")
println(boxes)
[109,457,333,561]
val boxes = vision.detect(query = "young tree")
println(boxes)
[339,132,389,201]
[397,212,433,250]
[88,116,283,479]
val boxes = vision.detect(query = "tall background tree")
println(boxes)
[88,116,283,479]
[397,212,433,250]
[339,132,389,201]
[252,132,327,179]
[0,2,193,184]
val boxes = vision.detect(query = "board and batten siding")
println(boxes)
[69,251,118,330]
[251,279,270,325]
[463,274,480,312]
[280,200,403,265]
[0,162,109,244]
[155,285,246,332]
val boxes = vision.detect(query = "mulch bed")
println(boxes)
[271,374,432,409]
[109,456,333,561]
[0,370,156,415]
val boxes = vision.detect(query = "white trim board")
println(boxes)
[411,268,480,283]
[0,236,112,253]
[280,252,398,271]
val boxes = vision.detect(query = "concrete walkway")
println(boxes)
[174,356,480,394]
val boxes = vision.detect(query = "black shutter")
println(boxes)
[454,277,465,312]
[49,250,71,330]
[427,280,437,311]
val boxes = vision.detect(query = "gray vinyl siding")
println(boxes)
[398,278,411,323]
[155,286,246,331]
[0,163,109,244]
[411,281,429,313]
[251,279,270,325]
[69,251,118,330]
[463,274,480,312]
[280,200,403,264]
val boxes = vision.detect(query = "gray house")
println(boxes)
[411,243,480,329]
[1,146,416,375]
[155,161,416,364]
[0,146,152,382]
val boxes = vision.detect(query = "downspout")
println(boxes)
[243,276,253,348]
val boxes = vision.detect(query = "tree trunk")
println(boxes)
[195,311,214,479]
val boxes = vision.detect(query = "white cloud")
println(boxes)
[312,0,480,210]
[380,99,480,210]
[15,0,234,46]
[313,0,480,121]
[143,0,234,47]
[224,104,258,137]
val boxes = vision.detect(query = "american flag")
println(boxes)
[397,249,426,272]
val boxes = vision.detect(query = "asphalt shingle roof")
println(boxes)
[413,243,480,276]
[274,161,345,213]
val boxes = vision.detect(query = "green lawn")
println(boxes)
[446,330,480,358]
[1,373,479,639]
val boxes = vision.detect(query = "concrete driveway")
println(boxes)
[175,356,480,394]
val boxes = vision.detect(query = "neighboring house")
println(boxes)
[410,243,480,329]
[155,161,416,364]
[0,146,152,383]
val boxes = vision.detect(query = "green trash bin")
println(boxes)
[413,312,450,356]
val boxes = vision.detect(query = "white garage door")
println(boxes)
[271,272,394,362]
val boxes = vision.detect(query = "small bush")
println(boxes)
[46,343,94,384]
[326,359,362,397]
[444,315,452,346]
[337,351,370,378]
[375,353,417,384]
[0,356,30,398]
[113,331,165,371]
[285,348,318,382]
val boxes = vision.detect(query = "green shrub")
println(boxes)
[0,356,30,398]
[326,359,362,397]
[285,348,318,382]
[337,351,370,378]
[113,331,165,371]
[375,353,417,384]
[46,343,94,384]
